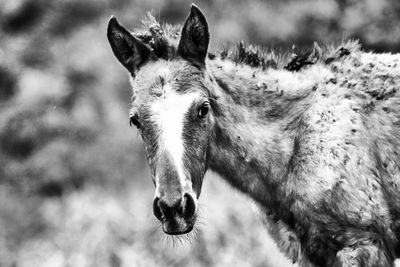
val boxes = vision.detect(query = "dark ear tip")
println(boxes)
[190,3,204,16]
[190,3,199,10]
[108,16,119,29]
[107,16,122,40]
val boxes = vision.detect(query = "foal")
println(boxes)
[107,5,400,266]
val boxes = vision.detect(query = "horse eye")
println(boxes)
[129,116,141,128]
[198,102,209,119]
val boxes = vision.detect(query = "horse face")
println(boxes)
[132,61,211,234]
[107,5,211,235]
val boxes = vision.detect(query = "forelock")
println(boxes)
[134,13,182,61]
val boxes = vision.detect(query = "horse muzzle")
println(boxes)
[153,193,197,235]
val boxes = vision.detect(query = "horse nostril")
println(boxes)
[183,193,196,219]
[153,197,163,221]
[154,195,196,221]
[157,198,182,219]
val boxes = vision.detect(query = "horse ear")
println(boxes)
[107,16,151,73]
[178,4,210,67]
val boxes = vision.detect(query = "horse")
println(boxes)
[107,4,400,266]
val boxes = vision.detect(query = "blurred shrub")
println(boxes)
[1,0,47,34]
[20,39,54,69]
[48,0,108,37]
[0,110,44,159]
[0,186,46,265]
[0,66,18,101]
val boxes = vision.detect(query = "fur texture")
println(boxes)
[108,9,400,267]
[206,45,400,266]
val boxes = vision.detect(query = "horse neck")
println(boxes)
[205,59,315,208]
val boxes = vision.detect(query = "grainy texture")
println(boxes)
[112,10,400,266]
[206,45,400,266]
[3,0,400,266]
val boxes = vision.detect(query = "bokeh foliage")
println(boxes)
[0,0,399,266]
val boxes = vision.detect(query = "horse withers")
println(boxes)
[107,5,400,266]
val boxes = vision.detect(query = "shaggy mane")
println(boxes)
[135,14,360,72]
[219,40,361,71]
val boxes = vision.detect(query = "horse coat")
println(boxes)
[107,5,400,266]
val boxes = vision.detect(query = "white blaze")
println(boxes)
[150,90,200,191]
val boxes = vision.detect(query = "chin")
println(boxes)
[163,225,194,235]
[161,216,196,235]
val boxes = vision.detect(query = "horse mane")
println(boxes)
[219,40,361,71]
[135,13,361,72]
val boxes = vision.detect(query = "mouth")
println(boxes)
[163,223,194,235]
[161,216,196,235]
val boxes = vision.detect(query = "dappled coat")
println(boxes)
[107,5,400,267]
[208,40,400,266]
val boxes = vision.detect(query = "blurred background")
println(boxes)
[1,0,400,266]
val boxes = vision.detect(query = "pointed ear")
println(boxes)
[107,16,151,73]
[178,5,210,67]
